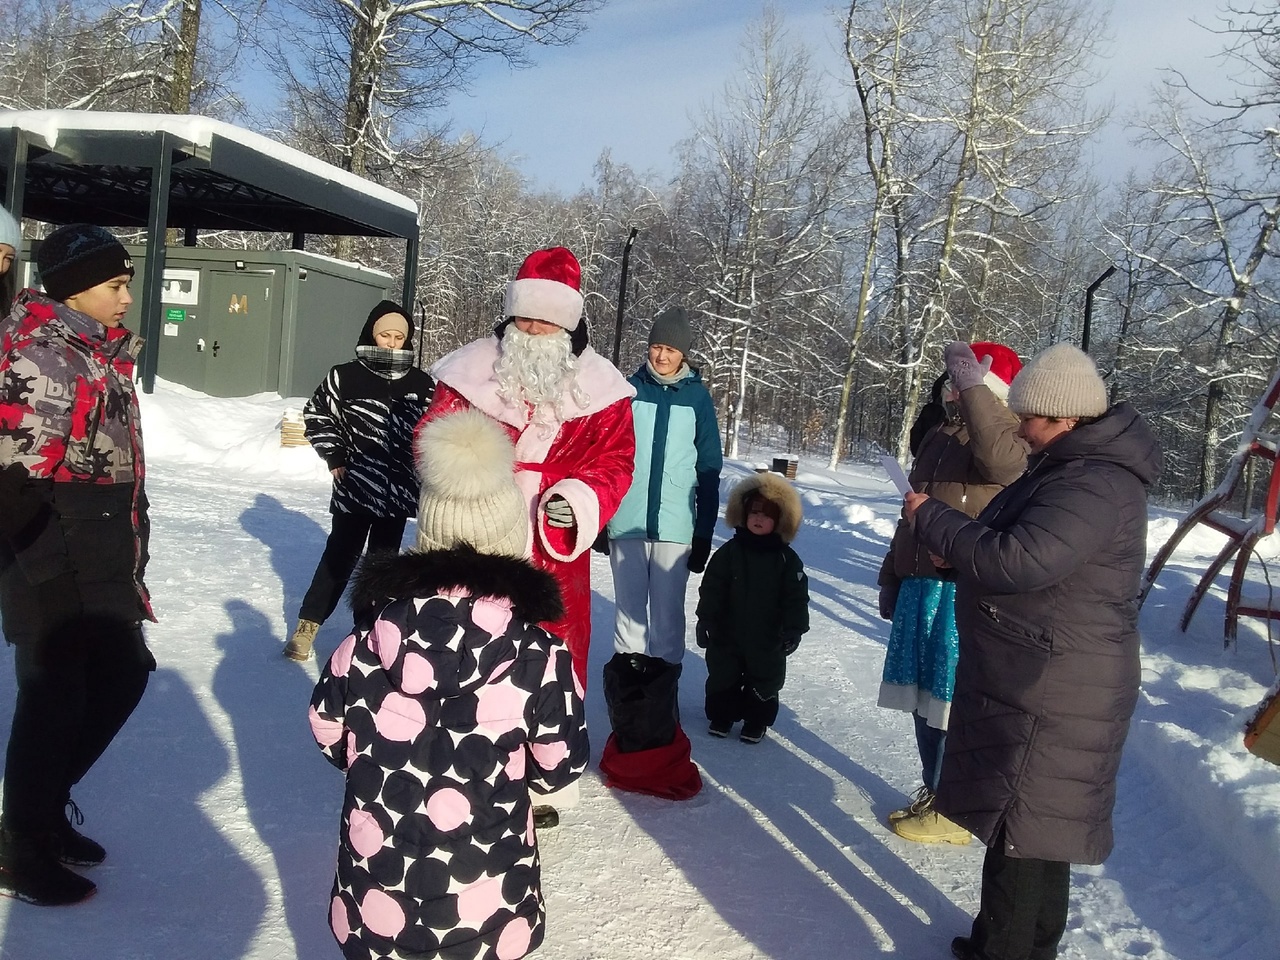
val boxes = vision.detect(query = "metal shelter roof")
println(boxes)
[0,110,421,390]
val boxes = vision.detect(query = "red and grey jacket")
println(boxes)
[0,290,153,638]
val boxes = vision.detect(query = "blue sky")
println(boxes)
[443,0,1229,194]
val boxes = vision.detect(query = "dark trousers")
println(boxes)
[969,827,1070,960]
[299,513,406,624]
[4,620,154,833]
[913,711,946,792]
[704,645,785,727]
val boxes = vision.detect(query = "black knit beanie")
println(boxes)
[37,224,134,302]
[648,306,693,356]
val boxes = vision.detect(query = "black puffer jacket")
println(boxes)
[304,306,434,518]
[912,403,1162,864]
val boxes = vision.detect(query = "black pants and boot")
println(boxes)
[1,621,154,905]
[287,514,405,660]
[954,826,1070,960]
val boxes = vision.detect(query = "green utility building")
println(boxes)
[0,110,421,397]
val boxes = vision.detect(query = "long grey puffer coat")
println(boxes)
[911,402,1161,864]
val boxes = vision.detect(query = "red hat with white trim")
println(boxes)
[503,246,585,332]
[970,341,1022,400]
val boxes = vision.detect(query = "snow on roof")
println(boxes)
[0,109,418,217]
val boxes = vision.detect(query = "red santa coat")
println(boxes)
[420,336,636,687]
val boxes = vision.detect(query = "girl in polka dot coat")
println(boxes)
[310,547,587,960]
[309,409,589,960]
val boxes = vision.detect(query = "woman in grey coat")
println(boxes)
[904,343,1162,960]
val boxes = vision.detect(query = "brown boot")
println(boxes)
[283,619,320,661]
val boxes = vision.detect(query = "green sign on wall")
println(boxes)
[165,307,187,322]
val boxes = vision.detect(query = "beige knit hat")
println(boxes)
[414,409,529,558]
[1007,343,1108,419]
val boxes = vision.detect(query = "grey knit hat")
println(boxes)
[648,306,693,356]
[0,206,19,251]
[1007,342,1108,419]
[414,409,529,558]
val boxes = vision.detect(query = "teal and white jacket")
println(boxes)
[608,363,722,544]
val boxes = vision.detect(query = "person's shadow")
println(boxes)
[239,492,330,647]
[0,667,265,960]
[212,598,342,960]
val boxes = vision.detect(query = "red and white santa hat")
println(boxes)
[969,341,1022,400]
[503,246,585,332]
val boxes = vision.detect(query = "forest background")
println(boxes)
[2,0,1278,505]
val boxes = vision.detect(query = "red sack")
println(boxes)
[599,725,702,800]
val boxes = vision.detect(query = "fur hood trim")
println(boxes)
[724,471,803,543]
[350,546,564,624]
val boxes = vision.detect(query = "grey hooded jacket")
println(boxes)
[912,402,1162,864]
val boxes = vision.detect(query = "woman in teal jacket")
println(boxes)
[605,306,722,665]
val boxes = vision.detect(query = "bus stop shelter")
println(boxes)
[0,110,420,392]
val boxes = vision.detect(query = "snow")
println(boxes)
[0,110,419,216]
[2,378,1279,960]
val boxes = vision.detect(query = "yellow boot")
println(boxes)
[891,808,972,845]
[283,619,320,661]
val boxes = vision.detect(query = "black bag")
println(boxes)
[602,653,682,753]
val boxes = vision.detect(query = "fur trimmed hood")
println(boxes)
[350,545,564,625]
[724,471,803,543]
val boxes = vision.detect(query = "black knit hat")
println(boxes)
[648,306,693,356]
[37,224,134,302]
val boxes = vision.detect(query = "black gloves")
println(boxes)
[695,621,711,649]
[591,530,610,555]
[781,632,802,656]
[686,536,711,573]
[943,341,988,394]
[0,463,45,542]
[878,581,900,621]
[34,570,84,644]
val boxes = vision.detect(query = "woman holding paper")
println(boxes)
[903,342,1161,960]
[876,341,1025,844]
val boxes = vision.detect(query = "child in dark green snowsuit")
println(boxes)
[695,471,809,743]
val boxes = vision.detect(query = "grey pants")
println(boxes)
[608,538,692,664]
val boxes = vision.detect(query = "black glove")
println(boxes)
[544,495,575,528]
[686,537,711,573]
[781,632,801,656]
[0,463,45,541]
[34,570,84,644]
[591,530,610,555]
[695,621,711,649]
[943,341,988,394]
[878,581,900,621]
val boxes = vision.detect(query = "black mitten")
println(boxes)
[695,621,711,649]
[0,463,45,541]
[781,631,801,655]
[686,537,712,573]
[591,530,610,555]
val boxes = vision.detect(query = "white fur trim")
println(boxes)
[504,277,584,331]
[983,370,1010,400]
[537,478,600,562]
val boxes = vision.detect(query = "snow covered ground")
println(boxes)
[0,379,1277,960]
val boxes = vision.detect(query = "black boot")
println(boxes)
[0,827,96,906]
[57,801,105,867]
[532,806,559,829]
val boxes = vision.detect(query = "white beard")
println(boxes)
[495,325,590,428]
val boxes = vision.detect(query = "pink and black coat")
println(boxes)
[309,546,589,960]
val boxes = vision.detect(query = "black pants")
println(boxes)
[4,620,154,833]
[969,827,1070,960]
[299,513,406,624]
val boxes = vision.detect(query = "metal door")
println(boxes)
[205,269,277,396]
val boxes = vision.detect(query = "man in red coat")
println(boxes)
[418,247,636,698]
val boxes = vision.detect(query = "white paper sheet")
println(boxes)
[880,455,913,496]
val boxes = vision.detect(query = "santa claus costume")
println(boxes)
[417,248,636,698]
